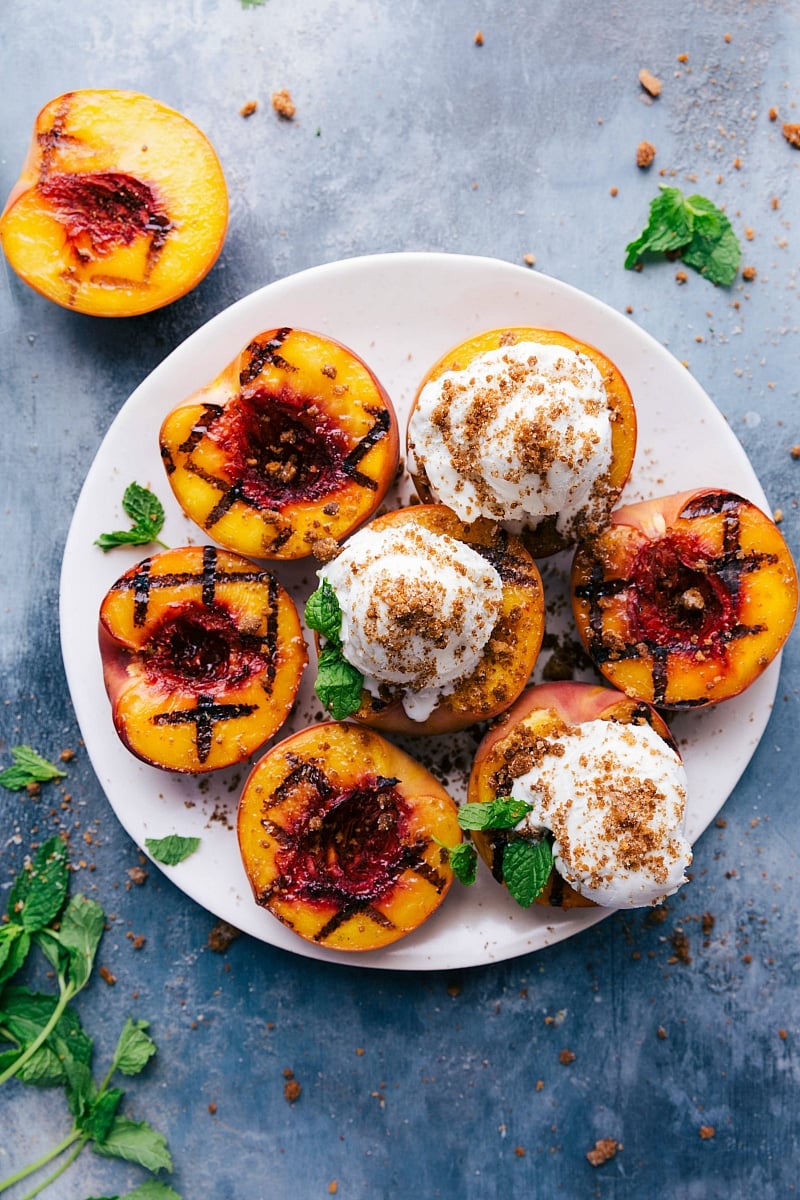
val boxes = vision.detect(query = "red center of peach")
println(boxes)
[38,171,170,255]
[628,533,735,648]
[277,780,409,903]
[213,387,350,508]
[142,603,269,694]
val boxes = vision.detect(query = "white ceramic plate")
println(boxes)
[60,252,779,971]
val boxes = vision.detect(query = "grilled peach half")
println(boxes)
[98,545,307,773]
[407,326,637,557]
[313,504,546,736]
[160,327,399,560]
[467,681,679,908]
[571,488,798,708]
[237,721,461,951]
[0,89,228,316]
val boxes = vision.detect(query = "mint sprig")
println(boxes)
[95,482,167,553]
[304,580,364,721]
[454,796,555,907]
[625,185,741,285]
[0,745,66,792]
[0,839,178,1198]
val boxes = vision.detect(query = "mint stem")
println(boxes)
[0,1129,83,1196]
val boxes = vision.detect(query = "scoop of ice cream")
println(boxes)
[512,718,691,907]
[319,520,504,721]
[408,341,614,538]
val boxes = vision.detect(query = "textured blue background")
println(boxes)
[1,2,798,1197]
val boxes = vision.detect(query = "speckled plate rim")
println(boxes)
[59,250,780,971]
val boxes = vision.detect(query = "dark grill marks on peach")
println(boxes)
[571,489,798,709]
[256,765,446,942]
[99,545,306,773]
[159,327,400,560]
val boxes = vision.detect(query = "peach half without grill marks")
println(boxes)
[0,89,228,317]
[237,722,461,951]
[571,488,798,708]
[98,545,307,773]
[159,327,399,560]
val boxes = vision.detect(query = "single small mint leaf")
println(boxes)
[0,924,30,986]
[8,835,70,931]
[502,838,554,908]
[92,1116,173,1173]
[113,1017,157,1076]
[314,643,364,721]
[96,483,166,552]
[81,1088,125,1144]
[0,745,66,791]
[304,580,343,646]
[121,482,164,533]
[448,843,478,886]
[681,203,741,285]
[457,797,534,831]
[145,835,201,867]
[57,894,105,992]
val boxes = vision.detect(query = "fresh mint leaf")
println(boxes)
[145,835,201,867]
[304,580,344,646]
[625,184,741,285]
[7,834,70,930]
[112,1018,157,1076]
[93,1116,173,1173]
[96,482,166,552]
[314,643,364,721]
[80,1088,125,1144]
[447,842,478,886]
[0,924,30,987]
[57,894,105,991]
[502,838,554,908]
[457,797,534,831]
[0,745,66,791]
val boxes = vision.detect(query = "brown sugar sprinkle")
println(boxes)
[272,89,296,120]
[768,107,779,121]
[99,966,117,986]
[586,1138,621,1166]
[742,265,758,281]
[208,1102,218,1114]
[474,30,484,45]
[609,186,619,197]
[675,270,689,284]
[559,1048,576,1065]
[636,140,657,168]
[699,1125,716,1140]
[783,123,800,149]
[283,1071,302,1103]
[639,68,662,97]
[127,866,148,886]
[59,748,75,763]
[523,253,536,267]
[208,920,241,953]
[514,1146,526,1157]
[790,445,800,460]
[239,100,258,118]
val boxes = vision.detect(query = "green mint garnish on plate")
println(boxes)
[145,835,201,867]
[305,580,364,721]
[625,185,741,286]
[95,482,167,552]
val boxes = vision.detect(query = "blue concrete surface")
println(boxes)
[1,2,798,1197]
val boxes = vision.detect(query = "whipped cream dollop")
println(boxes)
[408,341,615,538]
[512,718,691,907]
[319,521,504,721]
